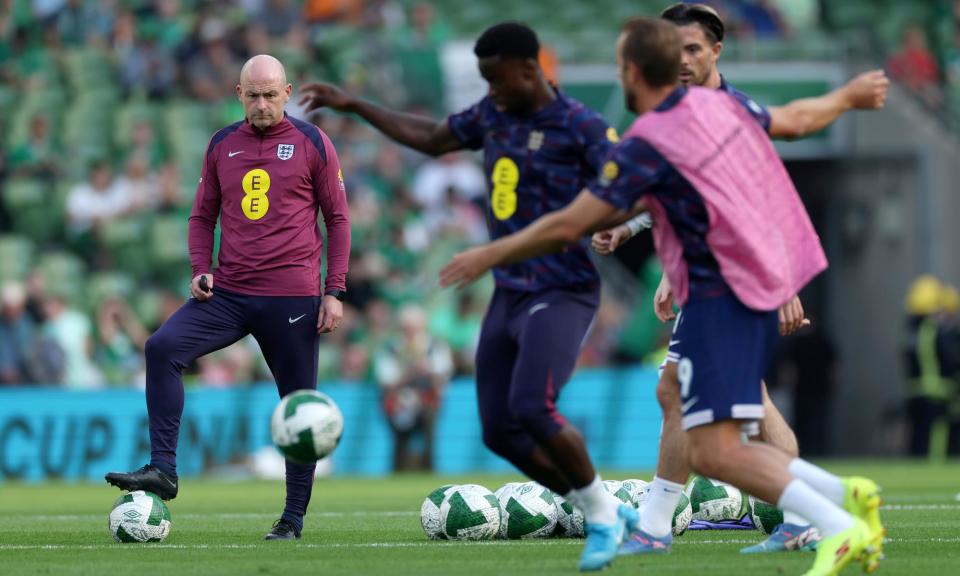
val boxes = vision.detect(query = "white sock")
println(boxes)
[788,459,845,506]
[778,479,853,538]
[640,476,685,538]
[574,476,619,525]
[782,509,810,526]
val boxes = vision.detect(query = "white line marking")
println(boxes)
[8,511,420,521]
[1,536,958,551]
[9,504,957,522]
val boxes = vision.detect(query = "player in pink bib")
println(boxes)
[440,17,883,576]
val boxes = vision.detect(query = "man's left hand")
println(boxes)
[439,247,494,289]
[317,295,343,334]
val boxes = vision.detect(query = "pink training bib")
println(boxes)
[625,87,827,311]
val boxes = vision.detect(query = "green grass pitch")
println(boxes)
[1,461,958,575]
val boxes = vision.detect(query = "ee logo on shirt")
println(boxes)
[491,157,519,221]
[241,168,271,220]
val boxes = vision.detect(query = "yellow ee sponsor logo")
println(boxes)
[241,168,271,220]
[606,127,620,143]
[490,157,519,221]
[602,161,619,183]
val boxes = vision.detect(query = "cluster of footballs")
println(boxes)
[420,479,692,541]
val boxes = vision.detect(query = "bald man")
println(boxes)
[106,55,351,541]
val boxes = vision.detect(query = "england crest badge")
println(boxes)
[277,144,295,160]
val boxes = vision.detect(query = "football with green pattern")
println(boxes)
[440,485,502,541]
[270,389,344,463]
[495,482,557,539]
[420,484,456,540]
[108,490,171,543]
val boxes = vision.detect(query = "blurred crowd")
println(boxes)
[0,0,655,400]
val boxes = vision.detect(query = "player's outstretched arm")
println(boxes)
[767,69,889,140]
[299,83,462,157]
[440,191,636,289]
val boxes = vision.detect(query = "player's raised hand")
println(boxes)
[653,273,676,322]
[191,274,214,301]
[439,246,494,290]
[845,70,890,110]
[317,295,343,334]
[778,295,810,335]
[591,225,631,256]
[298,83,353,113]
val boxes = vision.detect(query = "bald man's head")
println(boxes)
[237,54,292,129]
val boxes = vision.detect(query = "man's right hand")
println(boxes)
[298,83,353,113]
[653,273,676,322]
[191,274,214,301]
[591,224,631,256]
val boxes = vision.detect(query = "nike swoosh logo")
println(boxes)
[528,303,550,316]
[288,314,306,324]
[228,151,244,157]
[681,396,699,413]
[669,340,681,347]
[163,476,178,488]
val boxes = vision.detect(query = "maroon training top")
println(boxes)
[188,114,350,296]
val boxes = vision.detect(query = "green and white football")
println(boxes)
[748,495,784,535]
[621,479,649,508]
[602,480,633,505]
[440,485,502,541]
[421,484,456,540]
[672,492,693,536]
[270,389,344,464]
[108,490,171,543]
[552,492,585,538]
[685,476,747,523]
[496,482,557,539]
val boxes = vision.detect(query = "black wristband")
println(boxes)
[325,289,346,301]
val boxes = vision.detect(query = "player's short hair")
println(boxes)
[474,22,540,60]
[620,17,682,88]
[660,2,725,44]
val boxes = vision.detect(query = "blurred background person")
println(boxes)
[903,276,960,460]
[374,304,452,471]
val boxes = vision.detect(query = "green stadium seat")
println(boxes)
[86,271,136,311]
[2,178,63,243]
[0,234,35,282]
[62,48,116,93]
[150,215,190,265]
[37,251,87,304]
[99,217,152,279]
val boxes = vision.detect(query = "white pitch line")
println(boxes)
[881,504,960,510]
[9,503,957,522]
[2,536,959,552]
[8,511,420,521]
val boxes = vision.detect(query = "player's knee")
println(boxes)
[144,331,176,363]
[480,422,514,458]
[509,400,554,442]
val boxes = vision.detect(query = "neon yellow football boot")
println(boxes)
[842,477,885,573]
[802,517,871,576]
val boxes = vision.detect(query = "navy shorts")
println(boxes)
[667,292,779,430]
[475,285,600,446]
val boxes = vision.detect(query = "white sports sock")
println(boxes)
[639,476,685,538]
[782,509,810,526]
[788,459,845,506]
[778,479,853,538]
[574,476,619,525]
